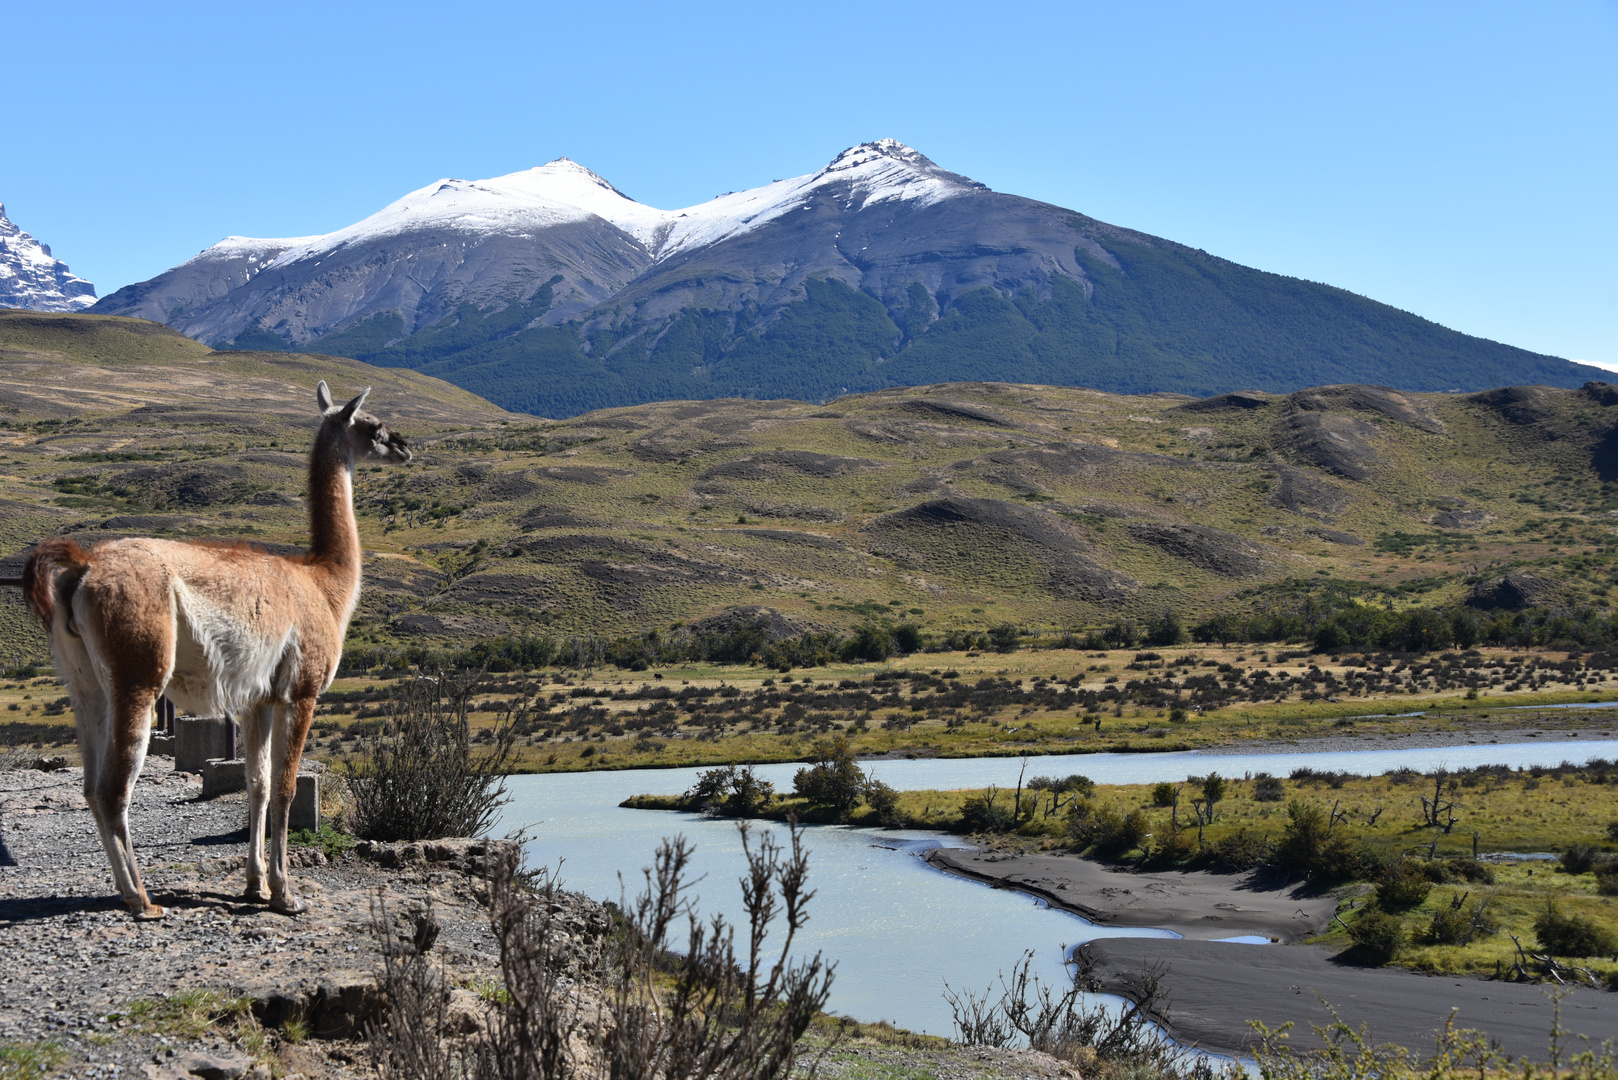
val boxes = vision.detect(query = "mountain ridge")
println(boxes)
[91,141,1602,417]
[0,203,98,313]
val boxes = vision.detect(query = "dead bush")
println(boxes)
[367,821,836,1079]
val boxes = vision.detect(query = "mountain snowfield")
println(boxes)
[0,203,96,313]
[203,139,977,274]
[94,139,1602,417]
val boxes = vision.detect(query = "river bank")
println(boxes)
[930,848,1618,1058]
[923,847,1335,942]
[1082,937,1618,1058]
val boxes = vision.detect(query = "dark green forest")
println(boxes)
[230,238,1594,418]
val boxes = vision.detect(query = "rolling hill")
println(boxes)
[1,313,1615,669]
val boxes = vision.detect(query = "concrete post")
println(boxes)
[174,716,232,772]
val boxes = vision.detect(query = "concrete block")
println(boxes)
[200,759,320,831]
[175,716,234,772]
[202,757,246,798]
[147,733,175,757]
[291,773,320,833]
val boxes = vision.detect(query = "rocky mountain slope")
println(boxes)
[0,313,1614,666]
[0,203,96,312]
[92,142,1601,417]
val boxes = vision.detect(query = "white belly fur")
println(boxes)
[163,580,301,717]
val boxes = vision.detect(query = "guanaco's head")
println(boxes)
[316,381,412,466]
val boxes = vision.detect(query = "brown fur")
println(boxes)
[22,537,89,630]
[21,383,410,919]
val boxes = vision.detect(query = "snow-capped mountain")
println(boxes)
[96,140,987,348]
[0,204,96,312]
[94,140,1594,417]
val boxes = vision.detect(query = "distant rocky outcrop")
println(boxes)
[1469,572,1559,611]
[0,203,96,312]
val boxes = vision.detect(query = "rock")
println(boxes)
[1467,385,1561,426]
[1171,390,1272,412]
[1582,381,1618,407]
[1470,571,1558,611]
[1432,509,1492,529]
[1270,467,1348,518]
[1305,527,1365,546]
[30,755,69,772]
[1287,384,1444,433]
[1275,411,1381,481]
[145,1050,254,1080]
[1126,521,1268,577]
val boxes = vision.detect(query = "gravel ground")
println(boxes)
[0,758,1089,1079]
[0,757,507,1079]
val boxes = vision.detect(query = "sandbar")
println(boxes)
[925,847,1336,942]
[1083,938,1618,1058]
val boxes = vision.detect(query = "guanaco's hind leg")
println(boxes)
[240,705,273,901]
[267,697,317,915]
[88,686,165,919]
[72,576,170,920]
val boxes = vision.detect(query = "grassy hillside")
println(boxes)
[3,311,1618,679]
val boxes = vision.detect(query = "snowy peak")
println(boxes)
[0,203,96,313]
[182,141,981,271]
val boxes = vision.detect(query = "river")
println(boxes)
[494,738,1618,1037]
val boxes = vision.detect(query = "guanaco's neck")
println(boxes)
[306,432,362,623]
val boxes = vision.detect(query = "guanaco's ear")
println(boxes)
[316,381,335,412]
[338,387,372,425]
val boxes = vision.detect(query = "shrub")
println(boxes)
[1075,807,1149,856]
[942,948,1189,1076]
[1209,827,1270,871]
[861,774,901,826]
[987,623,1021,653]
[839,624,892,663]
[1150,782,1179,808]
[1561,843,1600,874]
[1347,910,1405,964]
[1596,869,1618,896]
[1376,861,1434,912]
[791,735,862,814]
[1426,896,1498,946]
[1442,858,1495,885]
[1271,801,1368,884]
[1252,774,1285,802]
[1167,708,1188,724]
[688,765,775,817]
[367,825,834,1079]
[344,671,517,842]
[1061,774,1096,798]
[1534,903,1618,957]
[962,793,1016,833]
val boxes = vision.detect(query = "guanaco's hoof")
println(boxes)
[243,886,271,902]
[130,902,167,921]
[269,895,307,916]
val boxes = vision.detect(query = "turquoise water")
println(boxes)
[495,739,1618,1037]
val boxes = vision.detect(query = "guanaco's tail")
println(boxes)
[22,538,90,633]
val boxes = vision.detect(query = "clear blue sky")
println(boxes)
[8,0,1616,367]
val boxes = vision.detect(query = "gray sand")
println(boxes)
[1085,938,1618,1059]
[926,848,1336,942]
